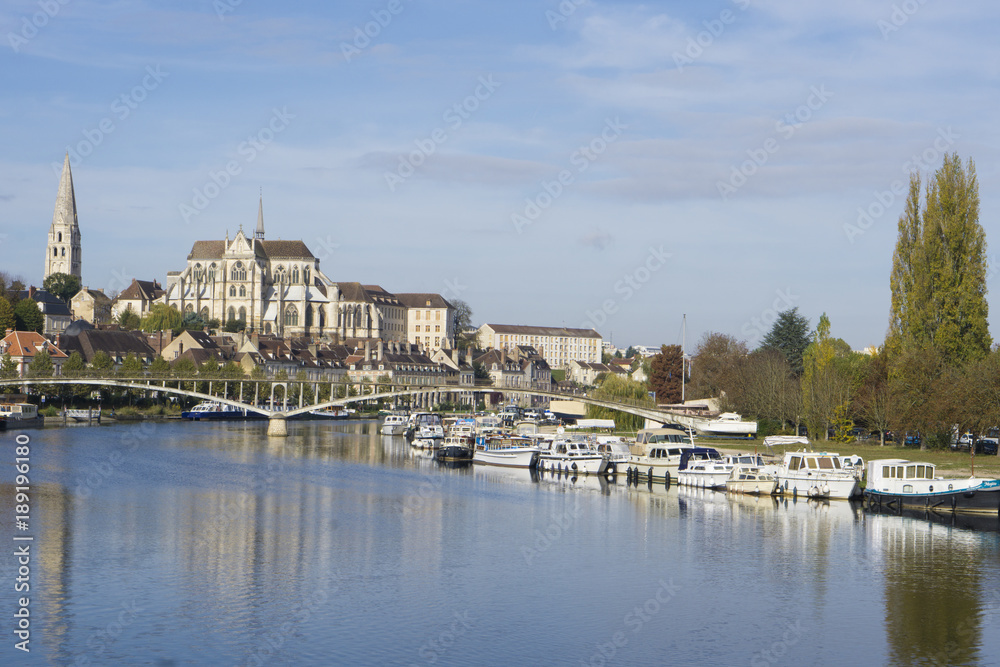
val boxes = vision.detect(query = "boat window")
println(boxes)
[806,458,818,470]
[905,465,916,479]
[916,465,925,478]
[895,467,903,478]
[882,466,890,478]
[818,458,834,470]
[903,484,913,493]
[789,456,801,471]
[831,458,842,469]
[948,484,954,491]
[929,485,933,492]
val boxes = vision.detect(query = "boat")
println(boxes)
[181,401,263,420]
[473,435,540,468]
[726,464,778,495]
[381,414,407,436]
[306,407,351,419]
[695,412,758,437]
[625,426,695,481]
[762,448,861,499]
[536,434,608,475]
[676,447,732,489]
[435,434,475,463]
[405,412,445,443]
[0,402,39,421]
[595,436,631,475]
[864,459,1000,515]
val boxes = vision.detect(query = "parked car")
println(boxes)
[904,433,921,446]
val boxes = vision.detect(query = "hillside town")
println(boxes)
[1,155,657,405]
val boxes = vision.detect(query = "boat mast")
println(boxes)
[681,314,686,404]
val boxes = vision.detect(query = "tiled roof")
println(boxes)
[394,293,453,310]
[187,239,314,260]
[0,331,68,359]
[485,324,601,339]
[62,330,155,362]
[116,279,164,302]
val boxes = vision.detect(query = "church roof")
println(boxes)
[51,153,78,230]
[186,239,314,260]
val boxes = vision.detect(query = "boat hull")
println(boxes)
[771,473,858,500]
[726,479,779,495]
[435,445,474,463]
[537,455,607,475]
[473,448,539,468]
[677,470,732,489]
[864,482,1000,515]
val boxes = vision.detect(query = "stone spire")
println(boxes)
[44,153,82,281]
[255,193,265,240]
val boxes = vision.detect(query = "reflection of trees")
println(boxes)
[882,522,982,666]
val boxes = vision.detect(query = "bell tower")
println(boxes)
[44,153,82,281]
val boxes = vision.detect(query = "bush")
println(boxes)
[39,405,59,417]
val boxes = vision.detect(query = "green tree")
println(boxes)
[117,306,141,331]
[648,344,682,404]
[140,304,183,333]
[0,352,18,378]
[586,374,653,431]
[118,352,144,377]
[42,272,81,303]
[801,314,863,441]
[223,319,246,333]
[181,311,207,332]
[14,298,43,333]
[854,350,895,446]
[62,351,86,377]
[888,154,990,365]
[760,308,811,377]
[90,350,114,373]
[27,348,54,378]
[149,356,171,377]
[0,296,15,333]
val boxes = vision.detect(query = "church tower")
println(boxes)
[255,193,265,240]
[44,153,82,281]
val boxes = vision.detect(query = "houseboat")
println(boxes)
[864,459,1000,515]
[473,436,540,468]
[626,426,695,481]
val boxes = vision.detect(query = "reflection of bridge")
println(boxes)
[1,376,690,436]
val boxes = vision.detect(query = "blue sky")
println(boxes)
[2,0,998,352]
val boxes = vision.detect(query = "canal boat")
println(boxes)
[307,407,351,419]
[595,437,631,475]
[864,459,1000,515]
[435,435,475,463]
[626,426,695,481]
[695,411,758,437]
[405,412,445,443]
[725,465,778,495]
[0,402,39,421]
[473,435,540,468]
[537,435,608,475]
[181,401,261,420]
[381,414,407,436]
[676,447,732,489]
[763,450,861,499]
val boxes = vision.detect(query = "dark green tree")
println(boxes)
[118,352,144,377]
[14,298,44,333]
[43,272,81,303]
[27,349,54,378]
[0,296,15,333]
[648,344,682,404]
[90,351,114,373]
[759,307,811,376]
[181,311,207,332]
[62,351,86,377]
[0,351,18,378]
[117,306,141,331]
[149,356,171,377]
[687,332,748,400]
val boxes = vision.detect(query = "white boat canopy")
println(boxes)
[762,435,810,449]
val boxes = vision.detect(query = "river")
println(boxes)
[3,419,999,666]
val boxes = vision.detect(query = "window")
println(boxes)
[435,325,440,332]
[238,307,246,322]
[436,311,441,320]
[229,286,236,297]
[231,262,246,281]
[53,248,57,257]
[303,266,310,284]
[58,232,62,242]
[274,266,286,283]
[416,311,421,320]
[228,307,236,322]
[284,305,298,327]
[239,286,246,297]
[291,266,300,284]
[61,247,66,256]
[207,263,216,281]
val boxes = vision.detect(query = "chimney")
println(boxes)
[501,349,507,366]
[377,340,384,361]
[309,343,318,357]
[364,340,371,361]
[466,347,474,366]
[28,286,36,299]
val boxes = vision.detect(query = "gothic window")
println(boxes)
[231,262,246,281]
[61,248,66,256]
[265,322,272,335]
[229,286,236,297]
[304,266,311,284]
[185,303,194,313]
[274,266,286,284]
[53,248,57,257]
[239,285,246,297]
[199,307,209,321]
[194,264,205,281]
[291,266,300,284]
[284,305,298,327]
[318,307,325,328]
[57,232,62,242]
[238,306,246,322]
[207,263,216,282]
[305,305,313,326]
[228,307,236,322]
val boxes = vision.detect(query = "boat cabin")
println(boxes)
[0,403,38,420]
[784,451,846,472]
[678,447,723,470]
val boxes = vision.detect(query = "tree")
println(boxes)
[0,272,26,304]
[472,362,492,384]
[648,344,682,404]
[888,154,990,365]
[14,298,43,333]
[724,349,800,432]
[452,300,473,340]
[223,319,246,333]
[586,374,653,431]
[760,308,811,377]
[801,314,864,441]
[0,296,14,333]
[149,356,171,378]
[62,351,86,377]
[687,332,748,400]
[118,352,144,377]
[140,304,183,333]
[27,349,54,378]
[117,306,141,331]
[181,311,207,332]
[0,352,18,378]
[90,351,114,373]
[854,350,894,446]
[43,272,81,303]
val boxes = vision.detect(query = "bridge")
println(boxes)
[0,376,696,436]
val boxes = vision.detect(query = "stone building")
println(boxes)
[44,153,82,282]
[70,287,112,325]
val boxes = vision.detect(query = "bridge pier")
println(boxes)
[267,417,288,437]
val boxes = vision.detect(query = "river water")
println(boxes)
[3,419,1000,666]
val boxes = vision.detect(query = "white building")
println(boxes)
[477,324,601,370]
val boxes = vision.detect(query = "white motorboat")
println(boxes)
[537,435,608,475]
[864,459,1000,515]
[626,427,695,481]
[725,464,778,495]
[381,414,407,436]
[595,437,631,475]
[405,412,445,443]
[676,448,732,489]
[763,449,861,499]
[473,436,540,468]
[695,412,757,437]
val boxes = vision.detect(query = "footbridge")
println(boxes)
[1,376,697,436]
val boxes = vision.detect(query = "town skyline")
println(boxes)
[3,1,1000,351]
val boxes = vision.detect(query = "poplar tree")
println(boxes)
[888,154,990,365]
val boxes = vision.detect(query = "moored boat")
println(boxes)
[864,459,1000,515]
[381,414,407,435]
[435,434,475,463]
[676,448,731,489]
[763,448,861,500]
[181,401,262,420]
[625,426,695,481]
[725,464,778,495]
[537,435,607,475]
[473,435,540,468]
[405,412,445,443]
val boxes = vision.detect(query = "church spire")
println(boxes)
[255,191,265,240]
[44,153,82,281]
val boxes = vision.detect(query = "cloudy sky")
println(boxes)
[2,0,998,352]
